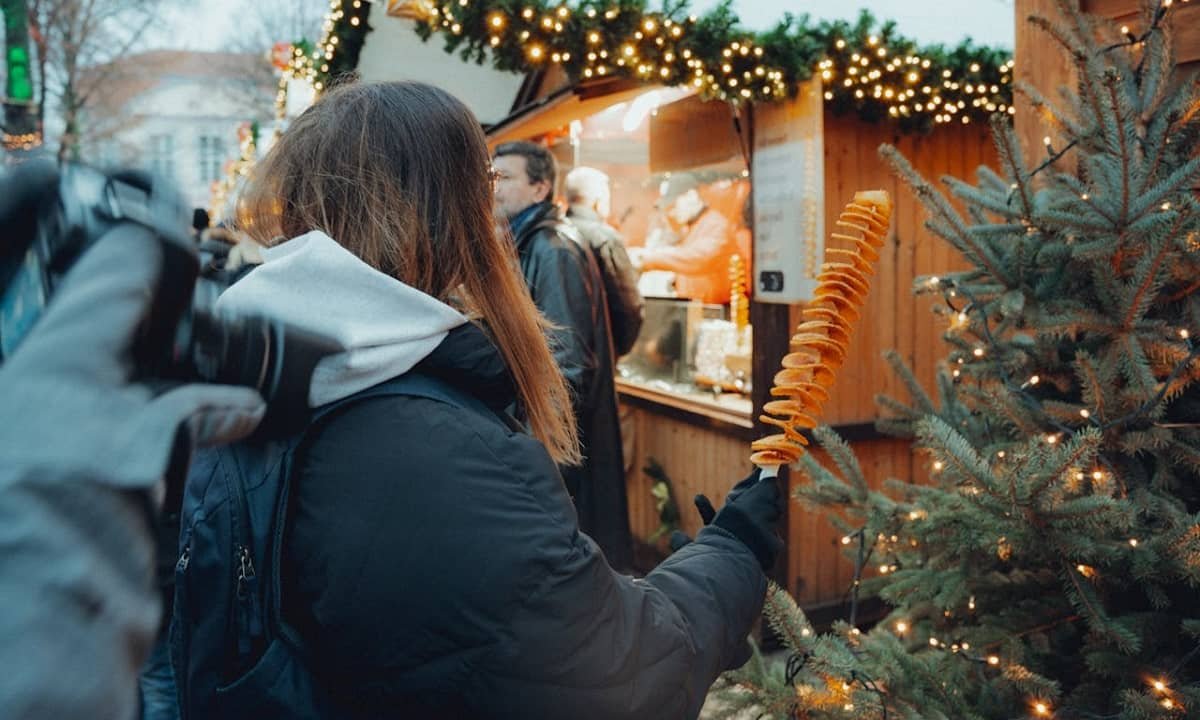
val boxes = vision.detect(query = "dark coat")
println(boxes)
[511,201,632,569]
[565,204,645,357]
[282,324,767,719]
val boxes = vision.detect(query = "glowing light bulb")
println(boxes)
[1129,538,1140,547]
[973,347,985,358]
[1029,375,1040,385]
[1154,680,1167,692]
[988,655,1000,666]
[1080,409,1090,419]
[933,461,944,471]
[1034,701,1050,716]
[841,535,852,545]
[1181,329,1190,339]
[895,621,908,633]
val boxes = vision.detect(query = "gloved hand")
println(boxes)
[668,469,773,556]
[1,223,267,490]
[0,223,267,719]
[710,469,784,571]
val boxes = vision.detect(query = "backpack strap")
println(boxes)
[310,372,491,425]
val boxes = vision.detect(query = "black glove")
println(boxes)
[668,468,769,553]
[711,472,784,571]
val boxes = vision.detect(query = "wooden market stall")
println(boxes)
[483,66,999,607]
[273,0,1200,617]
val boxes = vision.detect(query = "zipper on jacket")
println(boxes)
[235,545,262,657]
[171,541,191,720]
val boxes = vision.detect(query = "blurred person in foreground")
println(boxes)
[202,81,782,718]
[0,221,266,719]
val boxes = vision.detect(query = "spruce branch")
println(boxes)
[879,144,1013,286]
[1120,233,1174,329]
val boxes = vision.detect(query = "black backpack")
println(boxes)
[168,372,473,719]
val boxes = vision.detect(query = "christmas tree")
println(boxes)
[720,1,1200,717]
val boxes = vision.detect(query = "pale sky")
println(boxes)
[150,0,1015,53]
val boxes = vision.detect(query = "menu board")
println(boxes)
[752,80,824,304]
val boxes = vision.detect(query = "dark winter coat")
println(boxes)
[510,200,632,570]
[282,323,767,719]
[565,204,646,357]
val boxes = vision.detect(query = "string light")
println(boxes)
[1033,700,1051,716]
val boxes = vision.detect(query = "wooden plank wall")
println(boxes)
[819,111,998,424]
[1014,0,1200,162]
[1084,0,1200,65]
[624,112,999,606]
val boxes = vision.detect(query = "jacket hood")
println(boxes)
[216,231,467,407]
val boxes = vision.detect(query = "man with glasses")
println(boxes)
[491,141,633,572]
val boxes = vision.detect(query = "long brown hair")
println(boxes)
[238,81,581,465]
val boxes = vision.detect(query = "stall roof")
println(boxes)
[356,2,526,126]
[486,77,658,146]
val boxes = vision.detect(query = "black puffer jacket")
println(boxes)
[283,323,766,719]
[511,201,632,570]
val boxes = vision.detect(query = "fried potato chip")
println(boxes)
[825,248,874,274]
[751,449,801,466]
[818,270,870,296]
[843,209,888,233]
[751,433,807,454]
[835,219,870,235]
[772,380,829,404]
[853,189,892,214]
[814,279,867,307]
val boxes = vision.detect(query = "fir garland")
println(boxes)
[386,0,1014,134]
[307,0,374,93]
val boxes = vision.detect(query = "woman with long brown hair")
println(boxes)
[202,81,781,719]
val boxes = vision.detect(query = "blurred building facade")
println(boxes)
[80,50,275,211]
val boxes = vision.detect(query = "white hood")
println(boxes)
[216,231,467,407]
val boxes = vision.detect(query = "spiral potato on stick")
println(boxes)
[750,190,892,469]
